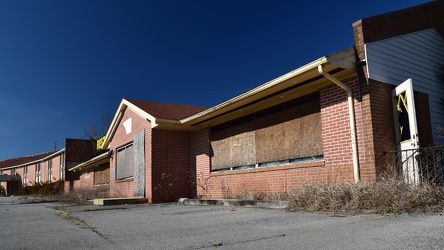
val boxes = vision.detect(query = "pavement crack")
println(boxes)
[188,214,388,249]
[55,209,109,240]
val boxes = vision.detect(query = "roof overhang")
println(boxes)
[180,47,356,128]
[0,175,21,182]
[102,98,200,149]
[69,151,110,172]
[101,47,356,148]
[0,149,66,171]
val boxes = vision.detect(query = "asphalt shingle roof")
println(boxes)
[125,99,207,120]
[0,151,58,169]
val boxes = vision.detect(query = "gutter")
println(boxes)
[70,151,110,172]
[318,65,360,183]
[180,57,329,124]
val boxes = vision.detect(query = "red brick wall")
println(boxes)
[319,76,384,181]
[1,169,11,195]
[323,77,398,180]
[64,171,81,193]
[208,162,335,199]
[350,2,442,178]
[77,169,95,189]
[191,76,385,199]
[354,2,443,46]
[353,1,443,72]
[51,154,62,181]
[190,127,339,198]
[109,108,152,199]
[363,80,397,177]
[151,129,191,203]
[320,78,355,181]
[145,120,152,202]
[415,92,434,147]
[15,167,24,188]
[28,163,36,186]
[190,128,211,198]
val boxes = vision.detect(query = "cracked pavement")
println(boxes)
[1,196,444,249]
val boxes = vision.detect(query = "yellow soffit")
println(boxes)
[69,152,109,172]
[100,48,356,135]
[180,48,356,126]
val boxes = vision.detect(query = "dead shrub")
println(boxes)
[287,177,444,213]
[14,180,64,196]
[57,186,110,204]
[234,188,290,201]
[0,185,6,196]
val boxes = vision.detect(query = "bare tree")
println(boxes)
[83,116,112,140]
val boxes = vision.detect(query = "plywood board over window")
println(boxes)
[210,96,323,171]
[211,121,256,170]
[94,164,110,185]
[116,143,134,179]
[255,100,322,163]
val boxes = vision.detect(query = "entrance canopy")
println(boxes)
[0,175,20,182]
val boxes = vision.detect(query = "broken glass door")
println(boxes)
[392,78,420,185]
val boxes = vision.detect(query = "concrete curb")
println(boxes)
[179,198,288,209]
[94,198,148,206]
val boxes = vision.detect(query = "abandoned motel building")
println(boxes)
[1,2,444,203]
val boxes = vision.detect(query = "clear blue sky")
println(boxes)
[0,0,431,160]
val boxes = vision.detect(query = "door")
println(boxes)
[392,78,420,185]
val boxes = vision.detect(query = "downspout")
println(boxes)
[318,65,360,183]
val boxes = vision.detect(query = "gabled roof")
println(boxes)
[0,149,65,170]
[125,99,207,120]
[102,47,357,149]
[101,99,207,149]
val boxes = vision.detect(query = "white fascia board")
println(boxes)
[101,99,128,149]
[326,47,356,70]
[69,151,109,172]
[123,100,158,128]
[179,56,329,124]
[101,98,167,149]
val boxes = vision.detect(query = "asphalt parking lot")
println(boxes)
[1,196,444,249]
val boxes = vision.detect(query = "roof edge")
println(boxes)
[0,149,65,170]
[179,56,330,124]
[69,151,109,172]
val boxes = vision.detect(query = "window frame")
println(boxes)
[116,143,134,180]
[60,153,65,180]
[35,162,41,184]
[94,164,110,186]
[48,159,52,182]
[24,166,28,186]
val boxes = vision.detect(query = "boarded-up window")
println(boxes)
[116,143,134,180]
[210,95,322,171]
[255,100,322,163]
[211,121,256,171]
[94,164,110,185]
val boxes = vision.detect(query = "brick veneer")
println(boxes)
[151,129,191,203]
[352,1,439,177]
[190,75,388,199]
[109,108,151,199]
[415,92,434,147]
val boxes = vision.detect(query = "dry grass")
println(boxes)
[235,189,290,201]
[54,186,110,204]
[287,177,444,214]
